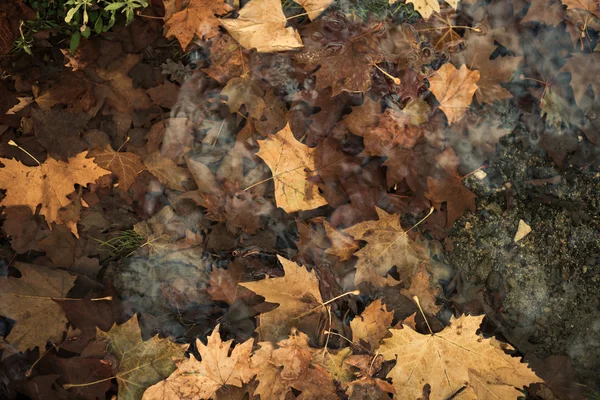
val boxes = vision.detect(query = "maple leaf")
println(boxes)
[428,63,480,124]
[295,16,388,96]
[0,263,76,354]
[400,264,441,315]
[220,0,304,53]
[425,172,476,228]
[350,299,394,349]
[561,52,600,106]
[32,108,89,161]
[0,151,110,236]
[409,0,460,19]
[239,255,325,342]
[221,74,266,120]
[164,0,233,50]
[521,0,566,26]
[91,315,186,400]
[452,30,522,105]
[323,220,359,261]
[379,314,543,399]
[256,123,328,213]
[344,208,427,286]
[35,71,96,113]
[203,34,248,84]
[144,151,192,191]
[251,331,339,400]
[561,0,600,18]
[89,145,145,191]
[295,0,334,19]
[143,324,255,400]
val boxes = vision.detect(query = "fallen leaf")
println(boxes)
[561,0,600,18]
[93,315,187,400]
[0,12,13,55]
[323,220,359,261]
[0,263,76,354]
[0,151,110,236]
[344,208,427,286]
[428,63,480,124]
[400,264,441,316]
[147,81,180,110]
[32,108,89,161]
[239,255,325,342]
[220,0,304,53]
[350,299,394,349]
[379,314,543,399]
[561,53,600,106]
[409,0,460,19]
[221,74,266,120]
[426,174,476,228]
[514,219,532,242]
[203,34,248,84]
[294,0,334,19]
[143,324,255,400]
[521,0,565,26]
[295,16,387,96]
[256,123,328,213]
[35,72,95,113]
[164,0,233,50]
[144,151,192,191]
[89,145,145,191]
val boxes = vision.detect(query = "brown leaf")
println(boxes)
[144,151,192,191]
[94,315,187,400]
[561,52,600,106]
[400,264,441,316]
[220,0,304,53]
[0,263,76,354]
[428,63,479,124]
[203,34,248,84]
[240,255,325,342]
[143,325,255,400]
[294,0,334,19]
[350,299,394,349]
[344,208,427,286]
[256,123,328,213]
[323,220,359,261]
[89,145,145,191]
[0,152,110,236]
[521,0,565,26]
[165,0,233,50]
[295,16,387,95]
[561,0,600,18]
[32,108,89,161]
[35,72,96,113]
[0,12,13,55]
[1,205,49,254]
[147,81,180,109]
[380,315,543,399]
[221,74,266,120]
[425,173,476,228]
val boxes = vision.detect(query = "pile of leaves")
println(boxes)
[0,0,598,398]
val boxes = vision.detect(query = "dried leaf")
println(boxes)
[428,63,480,124]
[89,145,145,191]
[400,264,441,316]
[94,315,187,400]
[144,151,192,191]
[344,208,427,286]
[256,123,328,213]
[0,152,110,236]
[379,315,543,399]
[165,0,233,50]
[240,255,325,342]
[294,0,334,20]
[350,299,394,349]
[323,220,359,261]
[143,325,255,400]
[0,263,76,354]
[220,0,304,53]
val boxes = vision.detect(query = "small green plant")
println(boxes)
[18,0,148,55]
[95,230,144,258]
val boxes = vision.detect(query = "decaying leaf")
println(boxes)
[428,63,480,124]
[0,263,76,354]
[294,0,334,20]
[220,0,304,53]
[379,314,543,399]
[400,264,441,316]
[164,0,233,50]
[89,145,145,191]
[143,325,255,400]
[0,151,110,236]
[94,315,187,400]
[323,220,359,261]
[409,0,461,19]
[144,151,192,191]
[239,255,325,342]
[350,299,394,349]
[256,123,328,213]
[344,208,427,286]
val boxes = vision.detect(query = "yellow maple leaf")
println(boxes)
[255,123,328,213]
[379,314,543,399]
[0,151,110,236]
[429,63,480,124]
[220,0,304,53]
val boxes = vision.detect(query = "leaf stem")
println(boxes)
[63,376,115,389]
[8,140,42,166]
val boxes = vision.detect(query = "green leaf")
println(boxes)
[104,2,126,11]
[69,31,81,55]
[94,16,104,34]
[81,26,91,38]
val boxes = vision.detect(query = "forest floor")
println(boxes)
[0,0,599,399]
